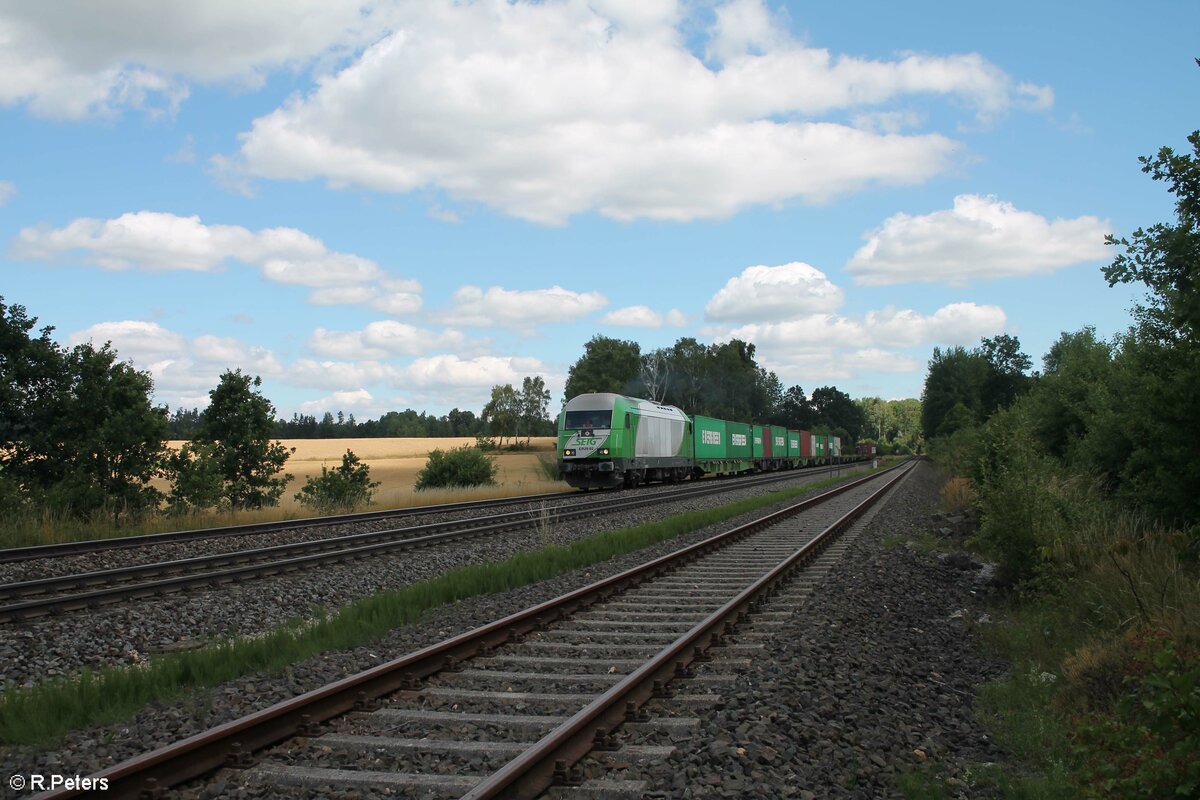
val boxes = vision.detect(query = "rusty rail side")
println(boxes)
[462,460,914,799]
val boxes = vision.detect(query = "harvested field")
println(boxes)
[162,437,565,511]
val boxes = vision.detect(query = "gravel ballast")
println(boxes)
[0,461,1009,799]
[617,459,1007,798]
[0,469,851,687]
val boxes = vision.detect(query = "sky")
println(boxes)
[1,0,1196,421]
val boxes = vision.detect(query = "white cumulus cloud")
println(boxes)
[0,1,376,119]
[298,389,377,417]
[227,0,1048,224]
[309,321,467,360]
[864,303,1008,346]
[847,194,1110,286]
[0,180,14,206]
[14,210,423,313]
[714,299,1007,388]
[706,262,845,323]
[602,305,687,328]
[68,320,187,361]
[441,285,607,332]
[401,354,551,390]
[67,321,285,407]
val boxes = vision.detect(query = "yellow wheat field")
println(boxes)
[162,437,566,511]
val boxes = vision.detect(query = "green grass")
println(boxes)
[0,466,878,746]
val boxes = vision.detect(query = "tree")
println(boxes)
[663,337,708,412]
[979,333,1033,414]
[166,441,225,513]
[1025,327,1115,462]
[639,348,671,402]
[1,297,69,496]
[563,335,641,399]
[482,384,521,445]
[778,385,815,430]
[519,376,551,442]
[1099,119,1200,522]
[47,343,170,518]
[920,345,991,438]
[810,385,866,440]
[1,298,169,519]
[191,370,294,509]
[294,449,380,513]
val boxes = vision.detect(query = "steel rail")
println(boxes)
[463,459,913,799]
[30,459,908,800]
[0,459,870,565]
[0,463,863,622]
[0,490,573,565]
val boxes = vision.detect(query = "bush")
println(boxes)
[1073,638,1200,799]
[415,446,498,490]
[294,450,380,513]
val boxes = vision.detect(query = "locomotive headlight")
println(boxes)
[600,448,610,455]
[564,448,575,456]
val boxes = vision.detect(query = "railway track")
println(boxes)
[0,492,579,566]
[33,458,914,800]
[0,463,862,623]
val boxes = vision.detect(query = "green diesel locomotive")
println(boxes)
[557,392,850,490]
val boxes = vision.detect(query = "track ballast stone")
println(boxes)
[0,462,1009,799]
[632,460,1007,798]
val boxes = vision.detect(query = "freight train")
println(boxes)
[556,392,861,490]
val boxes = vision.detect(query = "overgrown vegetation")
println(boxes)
[920,103,1200,799]
[0,466,877,745]
[414,445,499,490]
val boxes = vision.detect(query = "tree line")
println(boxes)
[919,118,1199,528]
[167,393,552,443]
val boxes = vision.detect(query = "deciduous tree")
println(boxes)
[192,370,294,509]
[563,335,641,399]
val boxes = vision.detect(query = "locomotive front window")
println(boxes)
[565,410,612,429]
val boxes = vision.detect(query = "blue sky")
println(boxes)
[1,0,1195,420]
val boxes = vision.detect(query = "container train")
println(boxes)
[556,392,862,490]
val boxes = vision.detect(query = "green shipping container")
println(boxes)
[815,435,827,459]
[787,429,800,460]
[728,421,752,461]
[752,425,768,459]
[692,415,728,461]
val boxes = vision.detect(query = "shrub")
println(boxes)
[415,445,498,490]
[939,476,976,514]
[1059,630,1143,715]
[294,450,380,513]
[1072,638,1200,799]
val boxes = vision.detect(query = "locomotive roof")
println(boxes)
[563,392,687,420]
